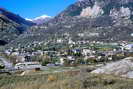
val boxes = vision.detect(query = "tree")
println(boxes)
[38,54,51,66]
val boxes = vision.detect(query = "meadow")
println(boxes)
[0,69,133,89]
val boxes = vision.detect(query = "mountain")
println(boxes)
[7,0,133,48]
[26,15,52,25]
[0,8,35,26]
[0,8,35,45]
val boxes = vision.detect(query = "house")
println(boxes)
[67,56,75,61]
[5,50,11,55]
[46,63,55,67]
[59,56,76,66]
[57,39,63,43]
[16,56,26,62]
[84,55,96,60]
[59,57,67,65]
[72,49,81,54]
[82,49,93,56]
[68,39,75,45]
[11,52,19,56]
[125,44,133,52]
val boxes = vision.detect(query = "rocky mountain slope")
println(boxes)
[0,8,35,45]
[7,0,133,48]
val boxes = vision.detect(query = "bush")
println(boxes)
[85,58,97,64]
[41,60,50,66]
[47,75,57,82]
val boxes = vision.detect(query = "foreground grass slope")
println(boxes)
[0,70,133,89]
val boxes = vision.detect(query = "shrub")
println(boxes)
[47,75,57,82]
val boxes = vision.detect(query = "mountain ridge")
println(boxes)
[0,8,35,45]
[4,0,133,48]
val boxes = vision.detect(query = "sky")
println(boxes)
[0,0,77,19]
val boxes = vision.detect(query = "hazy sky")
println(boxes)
[1,0,76,19]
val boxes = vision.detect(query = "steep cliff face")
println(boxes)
[57,0,133,19]
[7,0,133,48]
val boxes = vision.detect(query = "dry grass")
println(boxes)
[47,75,57,82]
[0,70,133,89]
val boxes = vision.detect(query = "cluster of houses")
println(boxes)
[2,42,133,66]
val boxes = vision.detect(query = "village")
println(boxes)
[0,40,132,73]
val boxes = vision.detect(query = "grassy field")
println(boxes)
[0,69,133,89]
[41,66,80,74]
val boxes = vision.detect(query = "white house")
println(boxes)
[67,56,75,61]
[125,44,133,51]
[82,49,93,56]
[60,57,66,65]
[11,52,19,56]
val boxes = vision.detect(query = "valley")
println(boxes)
[0,0,133,89]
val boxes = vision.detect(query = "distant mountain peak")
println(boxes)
[34,15,51,20]
[26,15,52,25]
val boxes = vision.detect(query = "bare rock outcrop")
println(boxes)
[92,57,133,78]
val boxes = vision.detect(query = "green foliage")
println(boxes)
[75,58,85,64]
[90,43,119,51]
[63,59,71,66]
[85,58,97,64]
[41,59,50,66]
[112,54,125,61]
